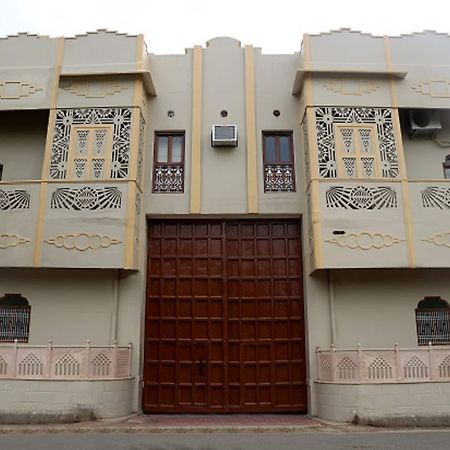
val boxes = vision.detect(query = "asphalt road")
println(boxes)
[1,431,450,450]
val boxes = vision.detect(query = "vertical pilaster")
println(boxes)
[244,45,258,213]
[33,37,65,267]
[190,46,203,214]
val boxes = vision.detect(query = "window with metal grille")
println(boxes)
[263,131,295,192]
[152,132,185,193]
[416,296,450,345]
[0,293,31,342]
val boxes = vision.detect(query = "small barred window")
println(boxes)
[416,296,450,345]
[0,293,31,342]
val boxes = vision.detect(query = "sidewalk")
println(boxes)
[0,413,364,434]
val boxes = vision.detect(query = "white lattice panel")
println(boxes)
[16,348,48,378]
[335,351,359,382]
[361,351,396,383]
[88,347,113,378]
[399,350,430,381]
[51,347,87,378]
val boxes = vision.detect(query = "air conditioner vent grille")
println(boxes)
[211,125,238,147]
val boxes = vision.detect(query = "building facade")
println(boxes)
[1,28,450,422]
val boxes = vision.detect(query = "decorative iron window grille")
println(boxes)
[416,297,450,345]
[0,294,31,343]
[152,132,185,193]
[263,132,295,192]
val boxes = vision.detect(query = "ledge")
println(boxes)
[292,68,407,95]
[60,70,156,96]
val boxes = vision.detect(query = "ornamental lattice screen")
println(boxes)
[314,107,400,179]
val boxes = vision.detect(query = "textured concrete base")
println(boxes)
[354,414,450,428]
[0,378,134,424]
[316,381,450,426]
[0,408,95,425]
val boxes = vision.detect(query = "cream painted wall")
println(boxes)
[332,268,450,348]
[201,38,247,214]
[0,268,115,345]
[402,110,450,180]
[0,110,48,181]
[146,53,192,215]
[255,52,304,214]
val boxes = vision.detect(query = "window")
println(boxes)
[263,132,295,192]
[335,124,379,178]
[443,155,450,179]
[0,293,31,342]
[68,125,113,180]
[152,132,185,193]
[416,296,450,345]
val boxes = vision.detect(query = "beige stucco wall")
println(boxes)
[0,110,48,181]
[0,268,116,345]
[330,268,450,348]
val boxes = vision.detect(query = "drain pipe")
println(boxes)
[328,269,337,345]
[110,269,120,343]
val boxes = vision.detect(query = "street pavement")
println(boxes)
[2,431,450,449]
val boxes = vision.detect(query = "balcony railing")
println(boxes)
[0,340,132,380]
[316,344,450,384]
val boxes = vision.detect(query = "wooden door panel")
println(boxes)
[144,219,306,413]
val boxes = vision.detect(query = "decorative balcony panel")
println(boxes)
[409,181,450,268]
[264,164,295,192]
[0,183,40,267]
[316,181,409,269]
[40,181,129,268]
[152,164,184,193]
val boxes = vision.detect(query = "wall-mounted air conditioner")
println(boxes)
[408,109,442,137]
[211,125,238,147]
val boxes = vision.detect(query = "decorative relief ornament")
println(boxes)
[63,81,125,98]
[0,81,42,99]
[423,233,450,248]
[45,232,121,251]
[325,232,403,250]
[412,80,450,98]
[323,79,380,96]
[0,234,30,249]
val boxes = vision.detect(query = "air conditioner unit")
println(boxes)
[211,125,238,147]
[408,109,442,137]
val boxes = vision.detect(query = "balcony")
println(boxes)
[0,179,139,269]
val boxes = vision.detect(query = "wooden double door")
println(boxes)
[143,219,306,413]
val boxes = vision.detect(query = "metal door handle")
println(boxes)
[196,358,206,377]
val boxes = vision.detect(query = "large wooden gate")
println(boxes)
[143,219,306,413]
